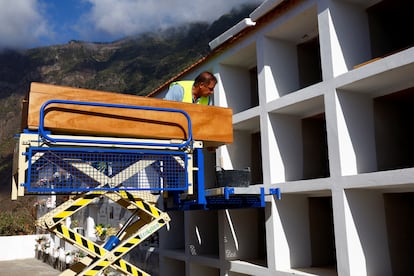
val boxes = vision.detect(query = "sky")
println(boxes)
[0,0,264,50]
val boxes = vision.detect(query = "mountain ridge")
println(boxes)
[0,4,258,227]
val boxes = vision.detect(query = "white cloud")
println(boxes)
[83,0,263,38]
[0,0,50,49]
[0,0,264,49]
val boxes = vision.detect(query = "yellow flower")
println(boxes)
[95,224,117,238]
[95,224,105,237]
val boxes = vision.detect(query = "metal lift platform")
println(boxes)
[12,99,280,275]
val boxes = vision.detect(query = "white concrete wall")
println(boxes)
[0,235,38,261]
[157,0,414,275]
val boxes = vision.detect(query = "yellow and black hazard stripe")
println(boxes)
[82,258,112,276]
[81,219,167,275]
[51,192,103,225]
[76,256,149,276]
[38,188,167,275]
[113,259,149,276]
[104,190,137,210]
[112,237,142,257]
[55,224,105,257]
[112,219,167,257]
[54,224,148,276]
[135,200,161,218]
[81,237,144,276]
[117,190,136,202]
[110,191,162,218]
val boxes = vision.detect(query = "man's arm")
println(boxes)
[164,84,184,102]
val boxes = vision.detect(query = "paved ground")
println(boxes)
[0,258,60,276]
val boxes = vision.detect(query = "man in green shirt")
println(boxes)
[164,71,217,105]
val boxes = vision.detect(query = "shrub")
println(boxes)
[0,197,37,236]
[0,211,36,235]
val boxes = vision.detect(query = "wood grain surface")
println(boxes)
[25,82,233,147]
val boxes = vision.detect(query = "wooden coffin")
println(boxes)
[25,82,233,147]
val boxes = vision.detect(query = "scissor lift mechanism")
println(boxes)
[12,100,280,275]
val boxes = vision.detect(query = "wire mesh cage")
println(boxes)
[26,147,188,193]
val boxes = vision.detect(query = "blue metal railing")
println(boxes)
[21,99,195,193]
[25,146,188,193]
[39,99,193,149]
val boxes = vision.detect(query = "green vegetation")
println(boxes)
[0,196,37,235]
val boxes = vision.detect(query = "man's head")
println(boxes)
[193,71,217,98]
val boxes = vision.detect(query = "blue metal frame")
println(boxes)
[165,146,282,210]
[196,148,207,205]
[24,146,189,193]
[202,187,281,209]
[39,99,193,149]
[24,99,282,209]
[269,188,282,200]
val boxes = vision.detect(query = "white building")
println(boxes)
[150,0,414,275]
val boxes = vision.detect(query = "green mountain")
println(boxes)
[0,4,257,230]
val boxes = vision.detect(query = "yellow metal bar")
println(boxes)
[36,191,105,229]
[52,224,149,276]
[78,214,169,276]
[14,133,186,275]
[37,188,169,276]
